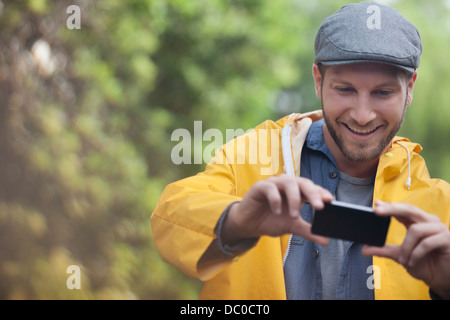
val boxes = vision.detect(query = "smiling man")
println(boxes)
[151,2,450,300]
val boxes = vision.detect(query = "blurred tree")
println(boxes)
[0,0,448,299]
[0,0,190,299]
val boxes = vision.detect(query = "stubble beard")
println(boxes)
[322,102,407,163]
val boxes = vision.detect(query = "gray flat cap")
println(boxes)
[314,1,422,73]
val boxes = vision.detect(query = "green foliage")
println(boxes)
[0,0,448,299]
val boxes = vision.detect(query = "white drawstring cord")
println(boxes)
[396,141,411,190]
[281,125,294,176]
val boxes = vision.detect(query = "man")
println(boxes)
[151,2,450,299]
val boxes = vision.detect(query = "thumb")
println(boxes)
[289,218,329,247]
[362,244,400,261]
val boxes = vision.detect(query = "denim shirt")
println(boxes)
[283,119,374,300]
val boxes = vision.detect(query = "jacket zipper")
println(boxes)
[282,234,293,267]
[281,123,295,267]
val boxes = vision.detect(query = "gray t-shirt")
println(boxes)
[320,171,375,300]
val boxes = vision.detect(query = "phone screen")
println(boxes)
[311,200,391,247]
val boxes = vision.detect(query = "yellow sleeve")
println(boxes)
[150,145,241,280]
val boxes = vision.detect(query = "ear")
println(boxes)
[312,63,323,100]
[405,71,418,106]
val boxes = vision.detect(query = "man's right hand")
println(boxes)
[221,174,333,247]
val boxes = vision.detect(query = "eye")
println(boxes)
[373,89,392,96]
[336,87,355,94]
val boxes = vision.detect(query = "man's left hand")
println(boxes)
[362,200,450,299]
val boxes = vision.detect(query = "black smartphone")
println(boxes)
[311,200,391,247]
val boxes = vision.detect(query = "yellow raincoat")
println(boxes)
[151,111,450,300]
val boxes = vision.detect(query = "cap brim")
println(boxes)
[319,59,416,74]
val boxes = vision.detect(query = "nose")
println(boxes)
[349,95,377,126]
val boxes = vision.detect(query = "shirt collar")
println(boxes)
[304,118,337,165]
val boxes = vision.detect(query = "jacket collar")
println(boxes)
[304,118,337,166]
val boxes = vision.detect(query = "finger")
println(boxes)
[361,244,400,261]
[297,178,333,210]
[320,187,335,202]
[399,222,444,265]
[289,218,329,246]
[275,177,302,218]
[407,229,450,268]
[374,201,438,226]
[302,229,330,247]
[254,180,283,215]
